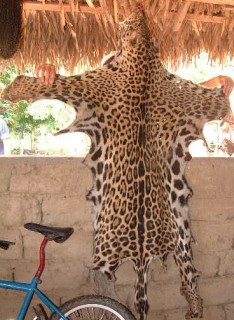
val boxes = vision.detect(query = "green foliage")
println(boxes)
[0,64,17,86]
[0,65,21,129]
[0,65,74,152]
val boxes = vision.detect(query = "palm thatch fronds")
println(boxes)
[1,0,233,73]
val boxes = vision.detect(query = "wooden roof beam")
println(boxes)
[223,5,234,10]
[192,0,234,5]
[23,1,103,14]
[169,12,225,24]
[173,0,191,32]
[186,13,225,23]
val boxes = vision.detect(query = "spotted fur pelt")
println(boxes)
[2,7,231,320]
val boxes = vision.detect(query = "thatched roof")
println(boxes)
[1,0,234,73]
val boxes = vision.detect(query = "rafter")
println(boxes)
[169,12,225,24]
[22,1,233,23]
[192,0,234,5]
[173,0,191,32]
[23,1,103,14]
[223,5,234,10]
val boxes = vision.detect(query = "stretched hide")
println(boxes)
[2,7,231,320]
[0,0,23,59]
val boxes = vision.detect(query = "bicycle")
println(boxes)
[0,222,136,320]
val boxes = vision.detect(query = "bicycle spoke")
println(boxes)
[56,295,135,320]
[66,306,124,320]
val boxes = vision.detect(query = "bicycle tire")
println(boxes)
[49,295,136,320]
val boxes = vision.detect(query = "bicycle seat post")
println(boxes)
[34,236,49,280]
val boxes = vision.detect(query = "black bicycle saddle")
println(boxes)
[0,240,15,250]
[24,223,74,243]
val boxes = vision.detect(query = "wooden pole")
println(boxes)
[23,1,103,14]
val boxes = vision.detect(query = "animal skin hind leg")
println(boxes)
[174,245,203,319]
[133,258,151,320]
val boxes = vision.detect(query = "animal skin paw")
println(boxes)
[185,309,203,319]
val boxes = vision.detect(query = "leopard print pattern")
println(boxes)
[2,6,230,320]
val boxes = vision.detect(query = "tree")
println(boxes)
[0,65,74,153]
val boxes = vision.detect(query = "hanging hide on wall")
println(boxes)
[0,0,23,59]
[2,6,232,320]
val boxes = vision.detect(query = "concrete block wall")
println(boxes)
[0,157,234,320]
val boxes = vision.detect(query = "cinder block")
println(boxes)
[164,305,225,320]
[192,250,220,278]
[190,197,234,222]
[0,289,61,319]
[211,161,234,198]
[9,157,91,195]
[37,158,91,196]
[22,228,93,262]
[218,250,234,276]
[147,281,187,311]
[149,254,181,284]
[12,260,38,282]
[200,275,234,305]
[148,283,184,313]
[0,260,18,281]
[42,194,92,227]
[115,261,136,286]
[9,160,35,193]
[186,158,234,200]
[45,259,91,290]
[115,284,136,313]
[0,228,23,260]
[0,291,26,320]
[0,164,11,192]
[224,303,234,320]
[147,310,171,320]
[12,259,88,291]
[186,159,220,199]
[202,305,226,320]
[192,221,234,252]
[0,194,41,227]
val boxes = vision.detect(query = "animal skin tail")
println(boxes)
[134,258,151,320]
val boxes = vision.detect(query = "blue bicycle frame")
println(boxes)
[0,237,68,320]
[0,277,68,320]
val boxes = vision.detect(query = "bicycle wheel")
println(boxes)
[50,295,136,320]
